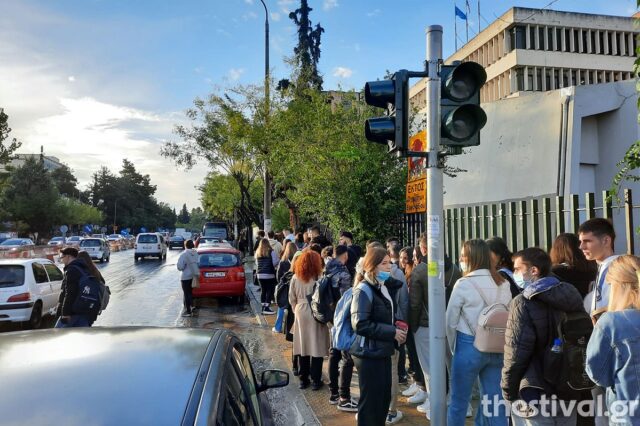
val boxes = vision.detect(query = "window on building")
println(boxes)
[526,67,534,91]
[564,28,571,52]
[606,32,613,55]
[511,26,526,50]
[598,31,604,54]
[633,34,638,56]
[538,26,545,50]
[545,68,552,89]
[582,30,588,54]
[547,27,555,51]
[515,67,525,91]
[553,69,560,89]
[570,70,577,86]
[590,30,597,54]
[530,26,536,49]
[556,28,563,51]
[562,69,569,87]
[616,32,623,56]
[535,68,542,91]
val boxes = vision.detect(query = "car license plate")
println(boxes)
[205,272,225,278]
[143,245,152,249]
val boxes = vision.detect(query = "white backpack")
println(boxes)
[463,280,510,353]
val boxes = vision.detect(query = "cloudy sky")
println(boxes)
[0,0,635,210]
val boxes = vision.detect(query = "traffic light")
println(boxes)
[440,61,487,147]
[364,70,409,153]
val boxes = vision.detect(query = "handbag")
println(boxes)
[461,279,509,353]
[190,258,200,289]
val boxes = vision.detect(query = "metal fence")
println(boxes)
[395,189,638,262]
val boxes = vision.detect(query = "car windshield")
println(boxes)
[170,236,184,241]
[1,239,27,246]
[68,236,81,241]
[51,237,64,242]
[0,265,25,288]
[80,239,102,247]
[138,235,158,244]
[198,252,240,268]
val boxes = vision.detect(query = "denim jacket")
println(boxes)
[586,309,640,425]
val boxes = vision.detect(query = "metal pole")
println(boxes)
[425,24,447,426]
[260,0,272,233]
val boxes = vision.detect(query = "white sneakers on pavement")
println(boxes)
[401,382,419,397]
[418,398,431,419]
[407,389,428,404]
[385,410,403,425]
[467,404,473,417]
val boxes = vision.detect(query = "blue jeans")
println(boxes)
[55,315,91,328]
[274,307,285,332]
[448,331,507,426]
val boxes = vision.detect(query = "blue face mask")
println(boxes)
[377,271,391,282]
[513,272,531,289]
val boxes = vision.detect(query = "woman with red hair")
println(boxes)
[289,249,329,390]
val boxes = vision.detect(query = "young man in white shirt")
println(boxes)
[578,217,618,426]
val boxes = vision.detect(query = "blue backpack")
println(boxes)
[71,266,110,316]
[331,283,373,351]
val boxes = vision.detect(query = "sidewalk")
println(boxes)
[244,257,475,425]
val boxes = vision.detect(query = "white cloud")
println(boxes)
[244,0,254,4]
[228,68,245,81]
[323,0,338,11]
[270,12,281,21]
[216,28,232,38]
[333,66,353,78]
[367,9,381,17]
[67,75,76,82]
[242,11,258,20]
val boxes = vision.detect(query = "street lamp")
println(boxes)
[259,0,271,233]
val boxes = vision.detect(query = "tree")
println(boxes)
[284,0,324,94]
[3,157,61,238]
[178,203,190,224]
[57,197,103,227]
[0,108,21,166]
[51,164,79,198]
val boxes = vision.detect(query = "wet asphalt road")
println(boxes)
[0,248,317,425]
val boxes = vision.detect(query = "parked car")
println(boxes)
[91,233,108,241]
[66,235,83,247]
[168,235,186,250]
[195,247,246,304]
[79,238,111,263]
[0,327,289,425]
[47,237,66,246]
[0,258,64,328]
[0,239,35,252]
[135,233,167,261]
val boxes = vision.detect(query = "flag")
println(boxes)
[455,5,467,20]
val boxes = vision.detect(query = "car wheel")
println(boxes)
[28,302,43,329]
[134,256,138,261]
[107,256,110,262]
[236,294,246,305]
[163,252,167,260]
[100,255,104,263]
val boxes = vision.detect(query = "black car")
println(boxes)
[0,327,289,425]
[169,235,186,249]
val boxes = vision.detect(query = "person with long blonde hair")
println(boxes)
[586,255,640,426]
[350,246,407,426]
[256,238,279,314]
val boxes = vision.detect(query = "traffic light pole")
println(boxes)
[425,25,448,426]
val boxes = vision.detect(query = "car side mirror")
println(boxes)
[257,369,289,393]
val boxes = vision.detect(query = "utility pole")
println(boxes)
[425,25,448,426]
[259,0,272,233]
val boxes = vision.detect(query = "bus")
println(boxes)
[202,222,229,240]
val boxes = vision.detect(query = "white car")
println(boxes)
[47,237,66,246]
[79,238,111,263]
[0,258,64,328]
[134,233,167,261]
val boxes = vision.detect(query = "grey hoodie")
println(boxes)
[177,249,199,280]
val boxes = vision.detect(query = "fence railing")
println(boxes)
[395,189,638,262]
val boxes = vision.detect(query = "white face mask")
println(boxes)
[459,261,469,274]
[513,270,533,289]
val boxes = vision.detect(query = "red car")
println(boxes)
[194,247,246,303]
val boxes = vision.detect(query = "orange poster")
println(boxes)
[406,131,427,214]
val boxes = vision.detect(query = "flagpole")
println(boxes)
[454,5,458,51]
[478,0,481,34]
[465,0,469,42]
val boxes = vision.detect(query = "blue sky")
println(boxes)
[0,0,636,210]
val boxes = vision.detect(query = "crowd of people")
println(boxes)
[251,219,640,426]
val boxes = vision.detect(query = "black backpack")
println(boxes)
[275,271,293,309]
[71,266,110,316]
[543,309,595,399]
[307,273,340,324]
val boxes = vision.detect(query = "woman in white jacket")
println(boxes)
[176,239,199,317]
[446,239,512,426]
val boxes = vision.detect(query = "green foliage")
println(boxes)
[51,164,79,197]
[176,207,208,232]
[287,0,324,93]
[3,157,61,236]
[178,203,190,223]
[200,172,263,226]
[0,108,21,166]
[57,197,103,225]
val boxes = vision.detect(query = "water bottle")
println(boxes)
[551,338,563,353]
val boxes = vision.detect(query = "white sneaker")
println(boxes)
[385,410,403,425]
[466,404,473,417]
[417,398,431,414]
[401,382,419,397]
[407,389,427,404]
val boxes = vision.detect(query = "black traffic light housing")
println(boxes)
[440,61,487,147]
[364,70,410,153]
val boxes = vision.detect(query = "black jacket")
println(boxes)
[501,276,586,402]
[58,259,90,317]
[256,253,276,276]
[350,277,399,359]
[551,263,597,298]
[409,262,429,331]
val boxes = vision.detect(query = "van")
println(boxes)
[79,238,111,263]
[135,233,167,261]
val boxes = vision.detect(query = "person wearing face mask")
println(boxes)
[446,239,512,426]
[486,237,521,298]
[350,246,406,426]
[502,248,586,425]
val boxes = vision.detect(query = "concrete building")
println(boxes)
[5,154,65,172]
[407,7,639,252]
